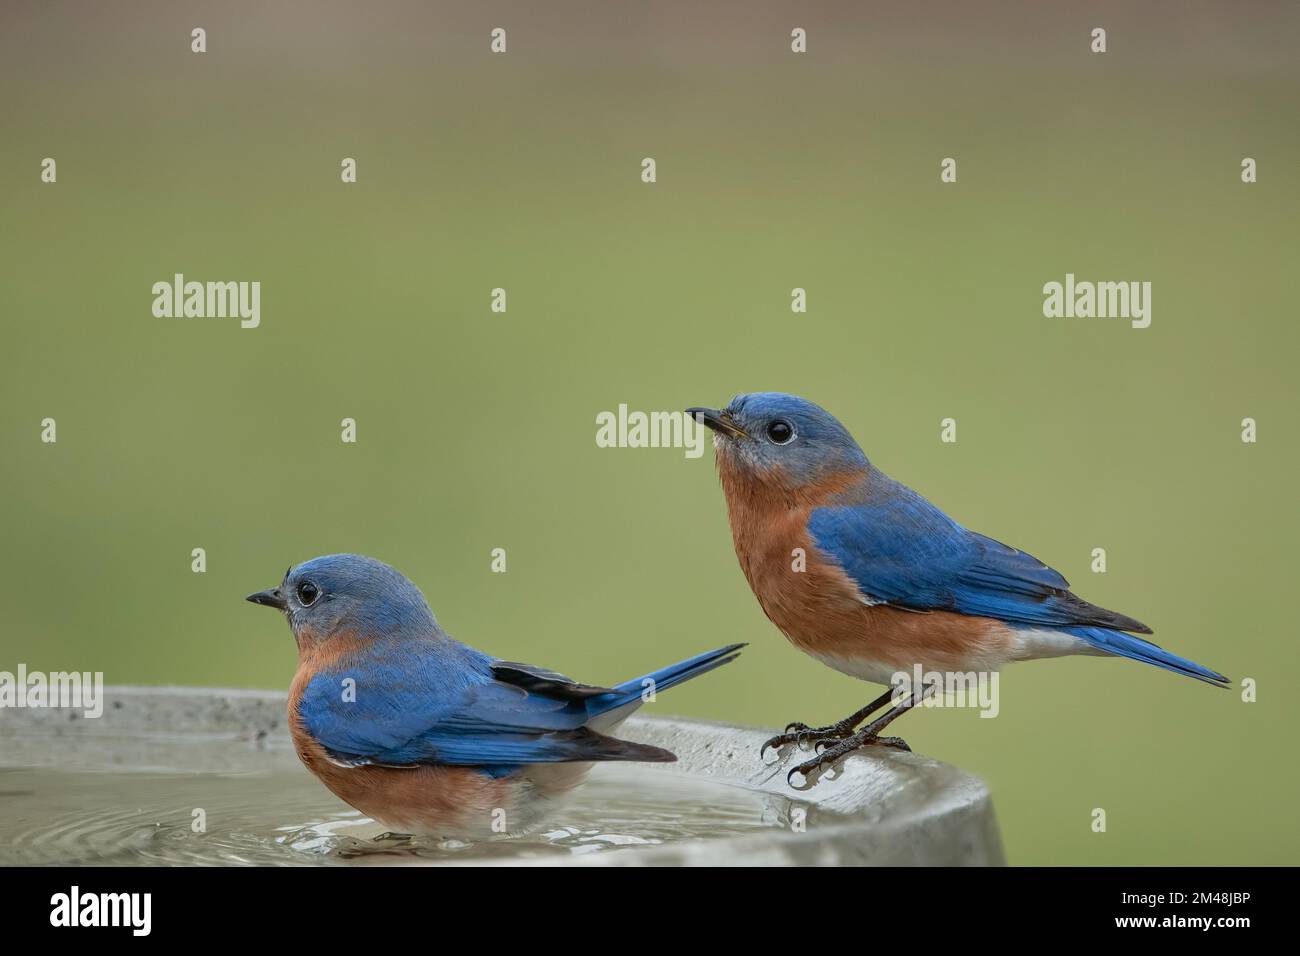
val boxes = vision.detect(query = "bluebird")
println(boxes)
[246,554,742,838]
[687,393,1227,787]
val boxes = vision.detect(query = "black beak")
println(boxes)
[245,588,287,611]
[686,406,747,439]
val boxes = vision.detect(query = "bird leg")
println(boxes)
[785,683,936,790]
[760,688,896,763]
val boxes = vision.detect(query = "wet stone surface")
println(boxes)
[0,764,802,865]
[0,687,1004,866]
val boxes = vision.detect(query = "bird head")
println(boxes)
[687,392,868,491]
[246,553,438,648]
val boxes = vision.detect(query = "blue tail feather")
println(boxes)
[1068,627,1228,687]
[588,643,745,717]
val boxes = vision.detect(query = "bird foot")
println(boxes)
[761,720,859,765]
[785,731,912,791]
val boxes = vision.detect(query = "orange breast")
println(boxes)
[286,656,588,838]
[718,456,1015,679]
[287,660,518,836]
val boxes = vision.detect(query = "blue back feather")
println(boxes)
[299,639,743,770]
[807,472,1147,631]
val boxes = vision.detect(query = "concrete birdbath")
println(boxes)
[0,686,1004,866]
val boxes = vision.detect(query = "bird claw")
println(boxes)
[787,760,829,791]
[761,720,852,764]
[783,732,913,790]
[761,737,796,765]
[761,729,804,764]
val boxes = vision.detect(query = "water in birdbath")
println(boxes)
[0,763,807,865]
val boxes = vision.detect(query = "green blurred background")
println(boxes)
[2,1,1297,865]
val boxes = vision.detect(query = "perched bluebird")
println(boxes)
[688,393,1227,786]
[246,554,742,837]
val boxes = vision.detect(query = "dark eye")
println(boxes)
[766,419,795,445]
[297,581,320,606]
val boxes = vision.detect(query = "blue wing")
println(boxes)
[298,648,673,770]
[807,477,1151,633]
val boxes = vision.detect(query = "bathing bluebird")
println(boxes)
[247,554,742,836]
